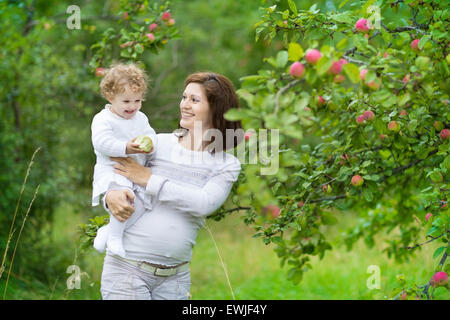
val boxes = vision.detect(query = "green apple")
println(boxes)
[135,135,153,152]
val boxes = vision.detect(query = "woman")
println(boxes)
[99,72,243,300]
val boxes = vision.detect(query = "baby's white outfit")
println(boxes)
[91,104,157,256]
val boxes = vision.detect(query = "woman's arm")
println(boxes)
[110,155,241,218]
[111,157,151,187]
[145,159,241,218]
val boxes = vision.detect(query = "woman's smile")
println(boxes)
[181,111,195,119]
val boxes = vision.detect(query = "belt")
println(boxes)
[112,254,189,277]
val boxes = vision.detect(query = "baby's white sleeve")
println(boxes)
[91,114,127,157]
[139,113,158,156]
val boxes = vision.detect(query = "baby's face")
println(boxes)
[109,85,144,119]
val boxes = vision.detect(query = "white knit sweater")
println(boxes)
[104,132,241,266]
[91,104,157,206]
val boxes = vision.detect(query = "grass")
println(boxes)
[190,212,449,300]
[2,202,449,300]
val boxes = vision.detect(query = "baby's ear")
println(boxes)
[106,95,114,104]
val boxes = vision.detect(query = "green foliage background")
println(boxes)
[0,0,448,299]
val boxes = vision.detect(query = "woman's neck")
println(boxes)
[179,130,209,152]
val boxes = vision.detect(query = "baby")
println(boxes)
[91,62,157,257]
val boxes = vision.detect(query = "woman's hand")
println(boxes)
[110,157,152,187]
[105,189,135,222]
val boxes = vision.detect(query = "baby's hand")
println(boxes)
[126,137,153,154]
[126,138,145,154]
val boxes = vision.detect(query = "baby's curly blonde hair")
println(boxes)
[100,62,148,101]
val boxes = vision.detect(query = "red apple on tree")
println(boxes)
[166,18,175,26]
[146,33,155,42]
[367,78,381,90]
[388,121,400,132]
[356,115,365,125]
[402,74,410,85]
[355,18,371,33]
[363,110,375,121]
[305,49,322,64]
[333,74,345,83]
[430,271,448,288]
[328,61,343,75]
[95,67,105,77]
[351,175,364,187]
[410,39,420,51]
[360,69,368,81]
[264,204,281,218]
[400,291,407,300]
[440,129,450,140]
[162,11,171,21]
[317,96,326,106]
[289,62,305,78]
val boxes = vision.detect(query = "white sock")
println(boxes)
[93,224,110,253]
[107,235,126,257]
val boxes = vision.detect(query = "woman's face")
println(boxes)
[179,82,212,131]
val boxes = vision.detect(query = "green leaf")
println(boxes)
[236,89,254,106]
[352,34,368,52]
[316,56,332,76]
[224,108,245,121]
[419,35,430,50]
[322,212,338,225]
[339,0,350,9]
[134,43,144,54]
[443,155,450,170]
[294,96,309,113]
[287,267,303,284]
[397,92,410,106]
[276,50,289,68]
[343,63,360,84]
[336,37,348,51]
[433,246,446,259]
[268,5,277,14]
[287,0,297,15]
[120,50,131,58]
[430,171,443,182]
[363,188,373,202]
[284,126,303,139]
[374,118,385,133]
[427,226,439,236]
[288,43,304,61]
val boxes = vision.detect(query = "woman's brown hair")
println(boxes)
[177,72,243,153]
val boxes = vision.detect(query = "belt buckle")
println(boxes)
[154,267,174,277]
